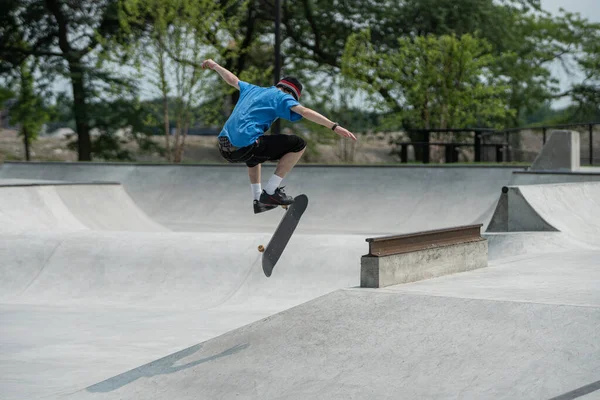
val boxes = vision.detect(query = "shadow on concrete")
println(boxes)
[86,342,249,393]
[549,379,600,400]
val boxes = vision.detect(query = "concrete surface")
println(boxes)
[487,182,600,246]
[0,231,365,399]
[0,183,166,233]
[487,186,558,232]
[0,178,71,185]
[512,169,600,185]
[71,249,600,399]
[530,130,580,171]
[0,163,599,400]
[0,163,522,233]
[484,231,598,260]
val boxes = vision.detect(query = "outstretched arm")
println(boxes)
[291,105,357,141]
[202,59,239,90]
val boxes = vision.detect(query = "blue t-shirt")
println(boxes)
[218,81,303,147]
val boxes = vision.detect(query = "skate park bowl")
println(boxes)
[1,130,600,400]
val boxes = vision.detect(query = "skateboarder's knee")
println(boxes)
[290,136,306,153]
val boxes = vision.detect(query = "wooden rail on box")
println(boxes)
[361,224,488,288]
[365,224,484,257]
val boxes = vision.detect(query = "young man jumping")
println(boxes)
[202,59,357,214]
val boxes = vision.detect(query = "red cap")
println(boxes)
[277,79,301,100]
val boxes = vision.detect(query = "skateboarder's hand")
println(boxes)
[334,126,357,141]
[202,59,218,70]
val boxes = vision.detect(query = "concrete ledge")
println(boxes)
[361,239,488,288]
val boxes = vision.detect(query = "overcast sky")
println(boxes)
[541,0,600,21]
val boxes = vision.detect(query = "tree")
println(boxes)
[0,0,125,161]
[118,0,208,162]
[342,32,513,130]
[118,0,273,163]
[342,32,514,161]
[553,12,600,122]
[281,0,540,78]
[1,58,51,160]
[282,0,597,129]
[64,97,163,161]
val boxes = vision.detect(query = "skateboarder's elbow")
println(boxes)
[291,105,307,116]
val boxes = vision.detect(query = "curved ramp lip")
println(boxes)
[514,170,600,176]
[0,181,121,187]
[2,160,526,169]
[0,162,520,234]
[0,183,168,233]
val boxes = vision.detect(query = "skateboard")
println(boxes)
[258,194,309,277]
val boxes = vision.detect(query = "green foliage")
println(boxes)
[45,92,76,132]
[117,0,269,162]
[520,103,566,125]
[1,0,598,165]
[285,0,597,131]
[0,87,14,106]
[559,13,600,122]
[0,0,132,160]
[1,59,52,158]
[65,98,163,161]
[342,31,514,130]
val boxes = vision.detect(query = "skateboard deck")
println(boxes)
[261,194,309,277]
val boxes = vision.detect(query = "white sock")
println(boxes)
[251,183,262,201]
[264,174,283,195]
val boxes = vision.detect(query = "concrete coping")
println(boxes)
[0,179,121,187]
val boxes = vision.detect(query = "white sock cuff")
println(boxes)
[264,175,283,195]
[251,183,262,200]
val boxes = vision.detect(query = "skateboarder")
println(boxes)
[201,59,357,214]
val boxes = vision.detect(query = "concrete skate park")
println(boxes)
[1,130,599,400]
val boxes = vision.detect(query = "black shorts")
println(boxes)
[218,134,306,168]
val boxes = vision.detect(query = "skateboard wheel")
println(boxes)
[258,245,265,252]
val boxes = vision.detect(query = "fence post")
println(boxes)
[423,131,430,164]
[445,144,458,163]
[590,124,594,165]
[504,132,511,162]
[543,127,547,144]
[474,132,481,162]
[496,144,503,162]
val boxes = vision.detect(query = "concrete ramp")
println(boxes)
[0,183,166,233]
[0,228,365,399]
[487,186,558,233]
[485,232,597,260]
[74,280,600,400]
[530,130,580,171]
[487,182,600,247]
[3,162,600,400]
[0,163,521,233]
[0,232,363,307]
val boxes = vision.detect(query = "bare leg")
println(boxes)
[274,148,306,178]
[248,164,261,184]
[262,148,306,200]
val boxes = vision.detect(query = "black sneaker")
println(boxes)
[259,187,295,206]
[253,200,278,214]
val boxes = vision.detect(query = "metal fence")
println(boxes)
[396,122,600,165]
